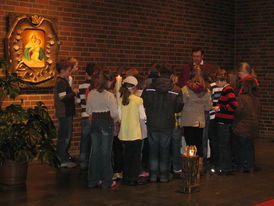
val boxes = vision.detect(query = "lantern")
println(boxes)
[180,145,200,194]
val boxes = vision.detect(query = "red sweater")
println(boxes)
[177,62,217,88]
[216,84,238,123]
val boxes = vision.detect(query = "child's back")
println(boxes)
[118,94,144,141]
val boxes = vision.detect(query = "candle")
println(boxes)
[115,75,122,102]
[189,149,195,157]
[184,145,197,157]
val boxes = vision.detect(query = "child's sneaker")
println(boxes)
[139,171,149,177]
[60,161,77,168]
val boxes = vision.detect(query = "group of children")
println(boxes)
[54,58,260,189]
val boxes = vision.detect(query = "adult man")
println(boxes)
[142,64,183,182]
[177,48,217,88]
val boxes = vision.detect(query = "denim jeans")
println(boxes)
[209,119,219,167]
[170,128,182,172]
[231,132,241,170]
[79,118,92,169]
[148,130,172,181]
[238,135,255,170]
[141,138,149,172]
[57,116,73,163]
[217,122,232,172]
[88,119,113,188]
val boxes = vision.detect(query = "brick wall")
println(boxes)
[1,0,236,155]
[235,0,274,139]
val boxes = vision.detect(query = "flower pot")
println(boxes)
[0,160,28,190]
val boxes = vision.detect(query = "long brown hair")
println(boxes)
[92,69,114,93]
[188,67,207,96]
[119,83,135,105]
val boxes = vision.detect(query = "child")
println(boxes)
[181,68,212,171]
[118,76,146,186]
[214,70,238,175]
[170,73,183,178]
[208,69,226,172]
[86,70,119,189]
[236,62,259,95]
[54,59,78,168]
[135,74,149,178]
[142,64,183,183]
[76,63,95,170]
[233,79,260,172]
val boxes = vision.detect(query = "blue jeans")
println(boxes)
[209,119,219,167]
[217,122,232,172]
[79,118,92,169]
[238,135,255,170]
[148,130,172,181]
[170,128,182,172]
[57,116,73,163]
[88,119,113,188]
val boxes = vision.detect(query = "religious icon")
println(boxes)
[23,30,45,68]
[6,14,60,87]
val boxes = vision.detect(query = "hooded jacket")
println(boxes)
[142,77,183,131]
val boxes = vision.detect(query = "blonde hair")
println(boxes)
[237,62,257,78]
[67,57,78,66]
[125,68,139,76]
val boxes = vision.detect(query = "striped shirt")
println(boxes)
[76,80,90,118]
[209,82,223,120]
[215,84,238,123]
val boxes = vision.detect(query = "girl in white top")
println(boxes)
[86,70,118,189]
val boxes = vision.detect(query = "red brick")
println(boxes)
[1,0,272,155]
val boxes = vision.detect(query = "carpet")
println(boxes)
[255,199,274,206]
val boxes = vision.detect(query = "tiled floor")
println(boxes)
[0,139,273,206]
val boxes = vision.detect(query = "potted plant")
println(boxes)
[0,58,59,189]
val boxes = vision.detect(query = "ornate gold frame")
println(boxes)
[6,14,60,87]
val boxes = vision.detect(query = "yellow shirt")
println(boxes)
[118,95,143,141]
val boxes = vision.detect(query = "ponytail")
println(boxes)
[119,82,135,105]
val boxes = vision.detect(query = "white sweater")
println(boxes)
[86,89,119,121]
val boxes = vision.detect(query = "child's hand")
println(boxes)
[213,106,220,112]
[73,87,79,94]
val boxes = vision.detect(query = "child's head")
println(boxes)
[67,57,79,73]
[120,76,138,105]
[85,63,96,79]
[158,64,172,78]
[125,68,139,77]
[170,66,178,84]
[56,60,73,78]
[93,69,115,92]
[241,78,258,96]
[237,62,257,79]
[190,68,205,86]
[148,64,160,79]
[135,74,146,90]
[215,68,228,87]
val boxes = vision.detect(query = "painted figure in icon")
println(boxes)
[23,34,45,67]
